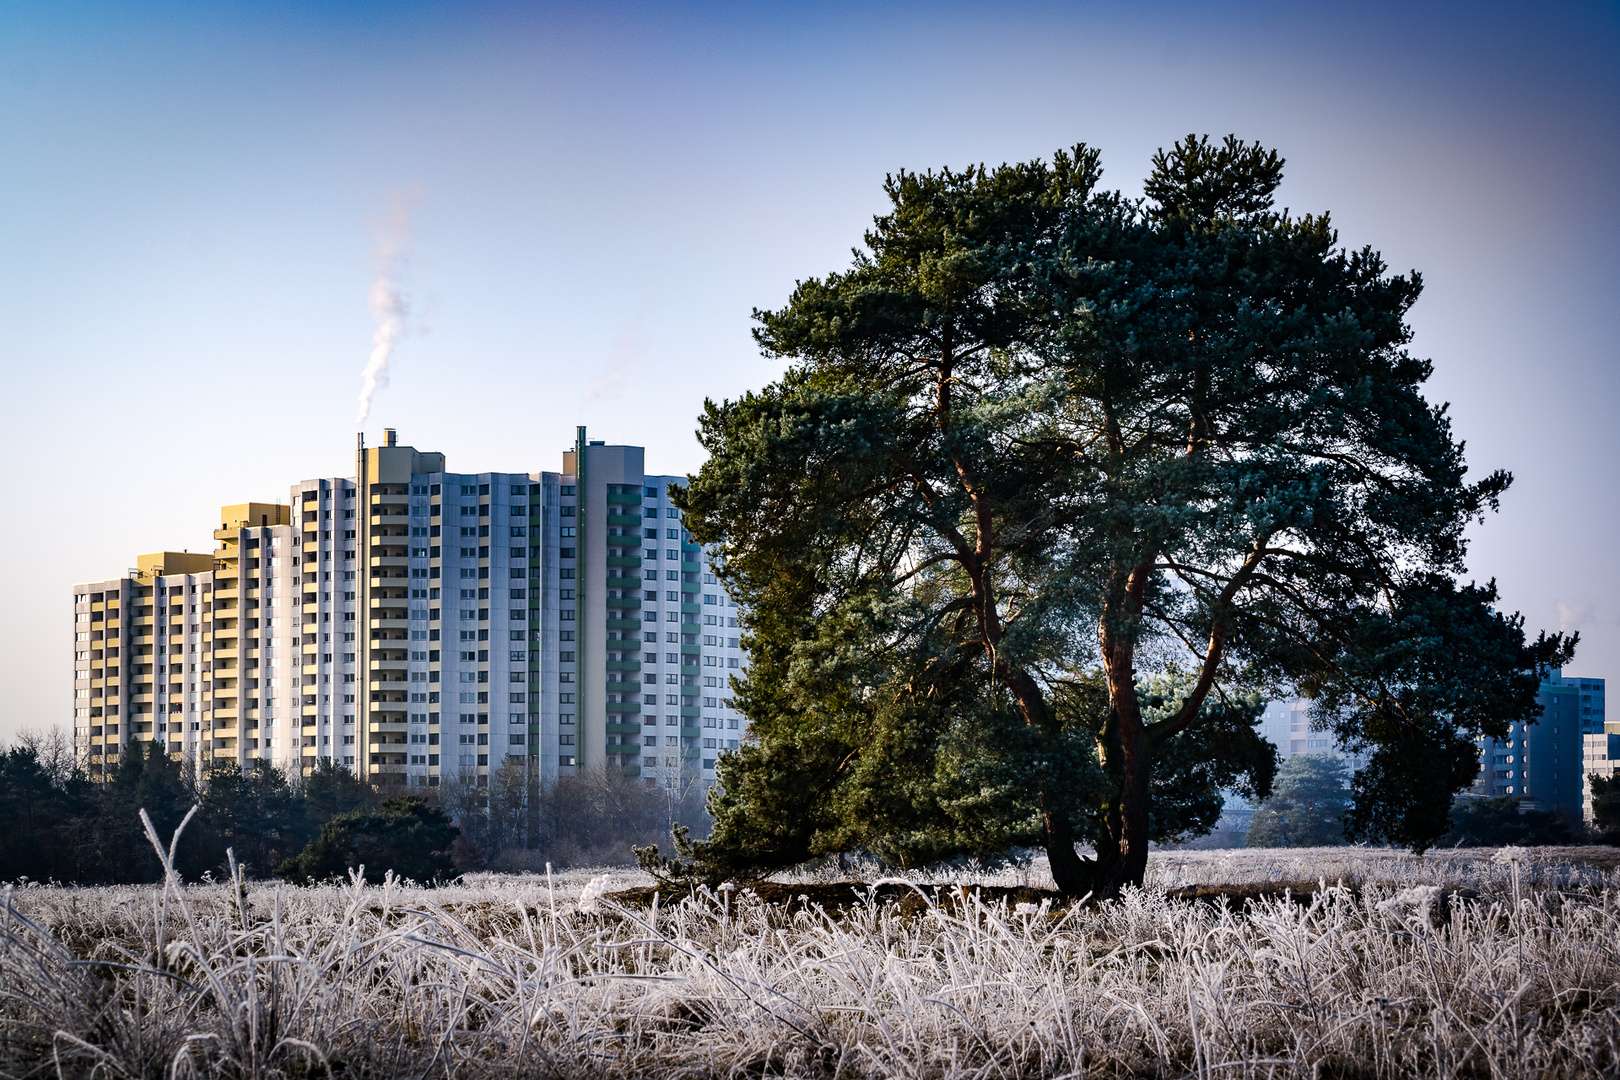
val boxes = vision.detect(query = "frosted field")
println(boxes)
[5,838,1620,1078]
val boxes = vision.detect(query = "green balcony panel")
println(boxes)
[606,492,641,505]
[681,603,701,614]
[605,596,641,609]
[680,579,700,593]
[605,575,641,588]
[682,542,700,552]
[681,623,701,634]
[604,680,641,693]
[606,513,642,526]
[605,701,642,714]
[680,726,702,738]
[608,534,643,548]
[605,660,642,672]
[682,746,700,758]
[681,561,701,574]
[681,643,701,655]
[606,556,642,568]
[680,705,700,717]
[606,722,643,735]
[605,618,643,630]
[619,764,643,777]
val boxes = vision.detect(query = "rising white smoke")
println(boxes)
[357,277,406,425]
[356,188,419,427]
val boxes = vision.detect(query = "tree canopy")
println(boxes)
[277,797,459,885]
[674,135,1572,896]
[1439,796,1572,847]
[1589,774,1620,845]
[1245,753,1351,848]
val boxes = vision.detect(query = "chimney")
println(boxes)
[384,428,397,447]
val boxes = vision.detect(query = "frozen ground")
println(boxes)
[4,843,1619,1078]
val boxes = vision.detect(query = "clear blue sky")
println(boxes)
[2,1,1616,742]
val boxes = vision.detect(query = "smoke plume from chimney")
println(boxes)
[356,186,420,427]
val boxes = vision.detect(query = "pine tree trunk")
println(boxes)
[1092,564,1153,897]
[1041,795,1089,895]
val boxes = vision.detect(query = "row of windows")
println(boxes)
[405,482,539,498]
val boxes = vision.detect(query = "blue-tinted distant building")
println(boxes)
[1473,669,1595,821]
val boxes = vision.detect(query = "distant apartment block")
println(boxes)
[1259,699,1334,760]
[1260,671,1608,825]
[1256,699,1367,770]
[70,429,748,789]
[1473,670,1603,822]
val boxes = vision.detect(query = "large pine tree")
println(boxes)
[675,136,1572,896]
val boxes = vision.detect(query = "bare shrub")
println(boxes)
[437,763,708,870]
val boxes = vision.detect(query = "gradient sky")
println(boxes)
[2,1,1616,743]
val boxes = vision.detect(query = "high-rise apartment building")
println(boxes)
[1561,673,1607,735]
[1255,699,1368,771]
[1473,670,1590,819]
[70,429,748,790]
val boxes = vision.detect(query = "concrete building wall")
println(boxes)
[71,428,748,794]
[1475,680,1585,819]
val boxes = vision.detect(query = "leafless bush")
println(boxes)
[4,827,1619,1079]
[436,762,709,870]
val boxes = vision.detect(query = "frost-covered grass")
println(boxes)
[5,832,1620,1078]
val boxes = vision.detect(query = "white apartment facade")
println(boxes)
[71,429,748,790]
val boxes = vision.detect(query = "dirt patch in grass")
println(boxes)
[1534,845,1620,872]
[605,879,1401,914]
[608,880,1066,915]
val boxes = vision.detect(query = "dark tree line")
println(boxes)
[0,731,709,885]
[0,732,375,883]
